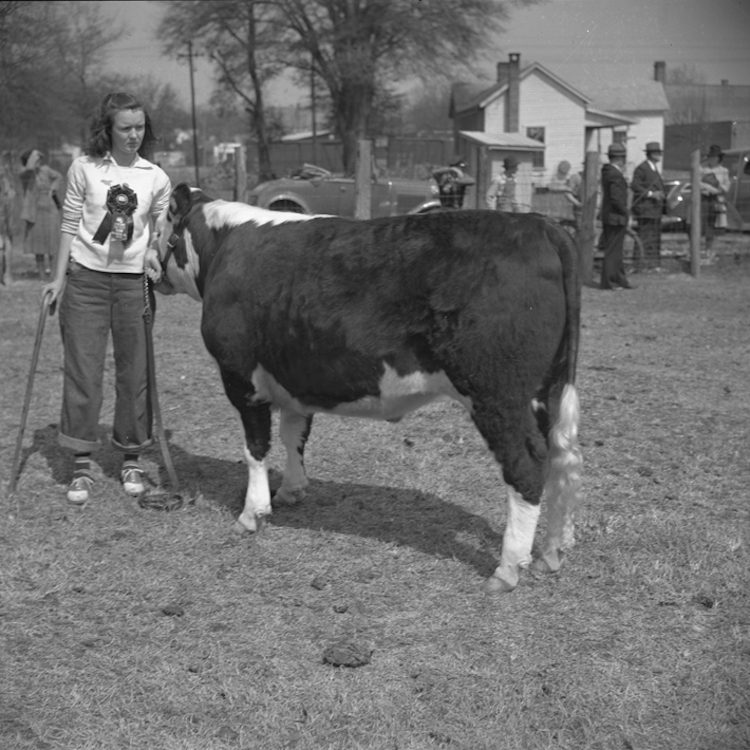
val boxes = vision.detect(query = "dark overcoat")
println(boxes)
[600,163,629,226]
[630,160,665,219]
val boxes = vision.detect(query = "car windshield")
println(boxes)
[290,164,333,180]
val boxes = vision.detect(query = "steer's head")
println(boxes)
[154,183,211,301]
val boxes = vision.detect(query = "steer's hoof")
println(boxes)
[480,575,516,595]
[232,519,251,535]
[232,513,269,535]
[273,486,306,507]
[530,550,565,575]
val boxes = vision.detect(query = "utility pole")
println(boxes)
[178,41,201,187]
[310,56,318,165]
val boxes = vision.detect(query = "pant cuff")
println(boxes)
[110,436,154,454]
[58,432,100,453]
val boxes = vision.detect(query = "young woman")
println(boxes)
[42,93,171,504]
[19,148,63,278]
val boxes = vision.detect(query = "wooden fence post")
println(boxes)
[355,139,372,219]
[579,150,599,284]
[234,145,247,203]
[690,148,701,277]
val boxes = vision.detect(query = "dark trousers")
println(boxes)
[600,224,628,289]
[635,217,661,268]
[58,262,153,454]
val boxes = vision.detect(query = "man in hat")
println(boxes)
[432,156,475,209]
[485,155,520,212]
[630,141,666,269]
[600,142,633,290]
[698,144,731,261]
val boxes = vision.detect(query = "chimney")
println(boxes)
[506,53,520,133]
[496,61,509,86]
[721,79,729,86]
[654,61,666,83]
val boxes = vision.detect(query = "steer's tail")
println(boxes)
[533,221,583,573]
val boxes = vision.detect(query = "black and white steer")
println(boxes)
[155,183,583,593]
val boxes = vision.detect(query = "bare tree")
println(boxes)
[0,1,140,148]
[0,1,63,145]
[53,1,124,143]
[402,82,453,136]
[278,0,537,173]
[158,0,286,181]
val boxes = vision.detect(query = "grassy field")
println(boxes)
[1,242,749,750]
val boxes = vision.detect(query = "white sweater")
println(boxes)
[62,153,171,273]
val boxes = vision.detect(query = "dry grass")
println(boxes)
[1,240,749,750]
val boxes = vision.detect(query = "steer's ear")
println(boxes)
[170,183,193,221]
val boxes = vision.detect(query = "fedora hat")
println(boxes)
[449,155,467,168]
[503,155,519,170]
[607,142,627,158]
[645,141,663,153]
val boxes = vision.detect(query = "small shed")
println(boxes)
[456,131,545,211]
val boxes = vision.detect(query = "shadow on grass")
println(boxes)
[270,477,503,579]
[24,425,502,577]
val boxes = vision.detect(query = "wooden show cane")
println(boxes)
[7,290,53,496]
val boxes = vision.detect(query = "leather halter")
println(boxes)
[158,231,181,288]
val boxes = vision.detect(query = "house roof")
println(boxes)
[451,61,590,116]
[585,108,638,128]
[578,81,669,113]
[459,131,545,150]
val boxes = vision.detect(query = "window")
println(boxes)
[526,126,545,168]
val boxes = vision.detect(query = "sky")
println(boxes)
[102,0,750,110]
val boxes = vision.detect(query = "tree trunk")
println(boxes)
[245,3,274,183]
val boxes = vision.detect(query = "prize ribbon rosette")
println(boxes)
[93,184,138,246]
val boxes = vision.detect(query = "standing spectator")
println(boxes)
[486,155,520,212]
[432,156,475,209]
[563,167,584,231]
[699,144,731,263]
[42,92,171,505]
[0,151,15,285]
[548,160,572,191]
[630,141,665,270]
[600,142,633,290]
[19,148,63,279]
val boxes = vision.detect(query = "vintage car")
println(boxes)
[247,164,442,217]
[664,147,750,232]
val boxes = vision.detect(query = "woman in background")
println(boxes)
[699,144,731,262]
[42,93,171,505]
[19,148,63,278]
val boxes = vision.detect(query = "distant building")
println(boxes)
[656,61,750,172]
[579,77,669,172]
[449,53,635,208]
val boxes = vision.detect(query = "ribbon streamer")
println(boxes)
[93,184,138,246]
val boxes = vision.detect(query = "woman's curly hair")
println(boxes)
[86,92,157,160]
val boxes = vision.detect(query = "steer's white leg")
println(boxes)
[482,488,541,594]
[234,444,272,533]
[532,384,583,574]
[274,409,311,506]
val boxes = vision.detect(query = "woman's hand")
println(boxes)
[41,276,65,311]
[144,247,162,283]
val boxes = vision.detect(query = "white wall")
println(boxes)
[520,72,587,182]
[483,71,588,183]
[620,112,665,174]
